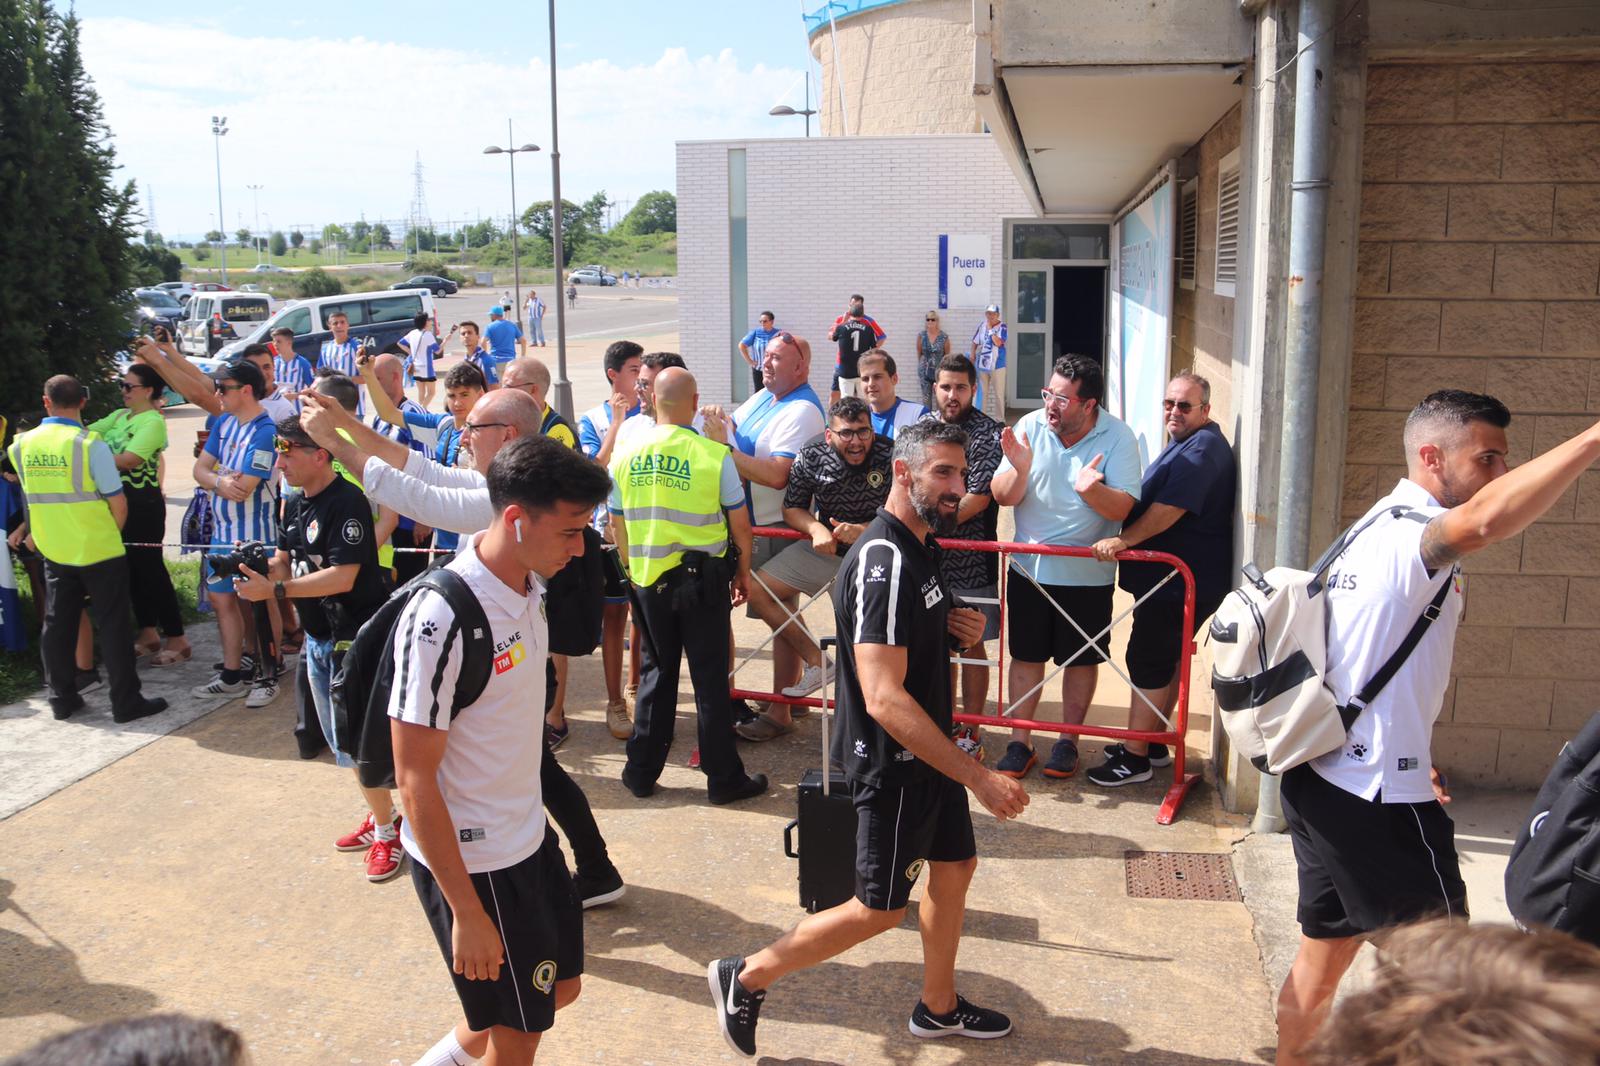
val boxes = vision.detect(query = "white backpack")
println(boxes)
[1210,506,1450,774]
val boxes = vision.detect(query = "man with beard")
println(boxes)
[707,419,1029,1059]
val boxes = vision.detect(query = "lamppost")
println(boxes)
[768,70,816,137]
[247,183,263,266]
[547,0,573,421]
[211,116,228,281]
[482,123,540,344]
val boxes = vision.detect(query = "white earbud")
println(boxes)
[515,519,524,543]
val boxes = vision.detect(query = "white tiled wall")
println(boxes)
[676,135,1036,406]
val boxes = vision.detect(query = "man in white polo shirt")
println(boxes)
[1274,389,1600,1066]
[391,434,611,1066]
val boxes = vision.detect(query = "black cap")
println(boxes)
[215,359,266,399]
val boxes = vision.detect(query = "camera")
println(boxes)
[206,540,270,579]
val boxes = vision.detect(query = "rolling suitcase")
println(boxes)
[782,637,857,913]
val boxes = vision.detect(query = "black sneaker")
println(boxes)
[621,766,656,798]
[709,773,769,806]
[113,696,168,724]
[49,695,85,720]
[211,653,257,675]
[707,956,765,1058]
[1086,746,1153,787]
[1104,741,1171,767]
[575,865,626,909]
[545,720,570,751]
[908,995,1012,1040]
[75,670,103,695]
[1041,738,1079,779]
[732,699,760,727]
[994,742,1036,778]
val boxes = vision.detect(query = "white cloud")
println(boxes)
[81,17,799,238]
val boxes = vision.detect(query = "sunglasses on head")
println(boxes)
[272,436,317,453]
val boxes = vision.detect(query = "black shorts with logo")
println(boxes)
[1281,764,1468,939]
[852,774,976,911]
[1007,577,1112,667]
[410,828,585,1033]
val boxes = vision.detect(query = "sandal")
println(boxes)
[735,713,796,742]
[151,647,193,668]
[133,640,162,659]
[280,629,305,656]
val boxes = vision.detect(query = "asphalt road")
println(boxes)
[432,279,678,354]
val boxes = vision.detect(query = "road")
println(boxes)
[431,280,678,352]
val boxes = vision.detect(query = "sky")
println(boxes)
[72,1,821,240]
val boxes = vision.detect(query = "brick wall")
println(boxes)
[1172,104,1242,423]
[1348,59,1600,787]
[677,135,1035,406]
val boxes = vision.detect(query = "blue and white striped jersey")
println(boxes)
[203,411,278,544]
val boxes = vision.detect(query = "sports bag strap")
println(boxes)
[1339,571,1453,730]
[420,569,494,715]
[1309,505,1415,583]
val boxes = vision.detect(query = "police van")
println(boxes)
[215,289,436,365]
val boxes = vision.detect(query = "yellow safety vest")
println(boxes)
[612,424,730,587]
[8,422,124,566]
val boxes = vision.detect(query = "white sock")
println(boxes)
[413,1031,477,1066]
[374,813,398,842]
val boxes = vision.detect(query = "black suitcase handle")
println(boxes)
[783,818,799,859]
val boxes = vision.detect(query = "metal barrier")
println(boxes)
[730,525,1202,825]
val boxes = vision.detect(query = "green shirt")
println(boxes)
[87,408,167,490]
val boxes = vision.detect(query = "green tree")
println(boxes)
[309,238,323,255]
[621,190,676,235]
[321,222,347,246]
[234,227,251,248]
[579,190,611,234]
[193,244,210,261]
[0,0,141,430]
[128,241,181,285]
[289,229,304,249]
[350,218,371,243]
[521,199,585,265]
[372,222,392,249]
[296,267,343,298]
[204,229,224,244]
[268,230,287,257]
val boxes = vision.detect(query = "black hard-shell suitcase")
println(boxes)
[782,638,857,912]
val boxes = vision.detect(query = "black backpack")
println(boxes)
[545,526,606,658]
[1505,711,1600,946]
[331,568,493,789]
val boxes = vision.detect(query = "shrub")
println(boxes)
[296,267,343,298]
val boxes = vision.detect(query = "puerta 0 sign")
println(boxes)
[938,234,992,310]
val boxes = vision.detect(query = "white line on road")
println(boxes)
[564,318,679,340]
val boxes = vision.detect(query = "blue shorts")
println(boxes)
[203,544,236,594]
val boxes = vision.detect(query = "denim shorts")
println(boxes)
[305,633,354,769]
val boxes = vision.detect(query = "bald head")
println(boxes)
[501,357,552,407]
[460,388,543,473]
[653,367,699,427]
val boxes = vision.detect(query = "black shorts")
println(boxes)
[1125,598,1187,689]
[853,774,976,911]
[410,829,585,1033]
[1007,577,1112,666]
[413,375,437,382]
[1281,765,1467,940]
[601,544,628,602]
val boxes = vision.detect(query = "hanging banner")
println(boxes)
[1109,164,1177,469]
[938,234,991,310]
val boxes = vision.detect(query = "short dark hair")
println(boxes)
[443,362,487,391]
[1052,355,1103,404]
[641,351,686,371]
[327,309,348,324]
[459,319,480,335]
[273,414,320,453]
[271,327,296,341]
[893,418,968,470]
[44,375,87,408]
[4,1013,247,1066]
[1403,388,1512,456]
[219,359,267,400]
[240,342,272,360]
[829,396,870,424]
[413,312,430,330]
[759,310,775,321]
[936,354,978,387]
[858,349,896,377]
[312,373,360,414]
[124,363,163,393]
[849,294,863,302]
[486,435,612,515]
[603,340,643,380]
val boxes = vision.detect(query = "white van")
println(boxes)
[180,291,277,357]
[216,289,436,365]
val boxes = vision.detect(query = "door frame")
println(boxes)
[1005,256,1111,410]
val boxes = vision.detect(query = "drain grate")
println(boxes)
[1124,851,1242,902]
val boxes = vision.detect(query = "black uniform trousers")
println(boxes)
[542,657,611,878]
[625,567,748,795]
[42,555,143,715]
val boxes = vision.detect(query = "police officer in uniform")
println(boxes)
[7,375,167,722]
[608,368,768,805]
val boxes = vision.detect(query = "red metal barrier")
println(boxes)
[730,525,1202,825]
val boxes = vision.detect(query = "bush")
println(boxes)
[402,253,461,281]
[296,267,343,298]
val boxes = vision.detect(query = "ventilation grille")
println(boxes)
[1215,159,1241,294]
[1179,181,1199,287]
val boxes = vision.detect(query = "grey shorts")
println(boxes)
[748,529,785,572]
[760,539,843,598]
[951,584,1001,643]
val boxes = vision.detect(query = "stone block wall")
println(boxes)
[1348,59,1600,787]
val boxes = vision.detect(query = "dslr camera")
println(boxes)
[206,540,271,579]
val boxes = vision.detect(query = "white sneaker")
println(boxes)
[191,675,248,700]
[781,660,835,698]
[245,678,280,708]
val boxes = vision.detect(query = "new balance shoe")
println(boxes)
[605,699,632,740]
[245,677,279,708]
[1086,746,1153,787]
[335,812,402,852]
[575,866,627,909]
[780,660,834,698]
[1041,738,1079,779]
[545,720,570,751]
[190,674,248,700]
[707,956,765,1058]
[953,726,985,763]
[994,742,1037,778]
[1103,741,1172,768]
[908,995,1012,1040]
[364,837,403,882]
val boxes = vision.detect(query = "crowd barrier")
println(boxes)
[730,526,1202,825]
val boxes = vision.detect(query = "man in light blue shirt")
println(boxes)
[989,355,1140,779]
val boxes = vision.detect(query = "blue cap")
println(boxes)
[490,305,504,315]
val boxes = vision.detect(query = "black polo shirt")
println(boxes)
[831,508,953,788]
[781,435,894,554]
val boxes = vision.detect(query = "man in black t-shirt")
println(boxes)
[828,294,886,400]
[708,420,1028,1060]
[235,416,399,883]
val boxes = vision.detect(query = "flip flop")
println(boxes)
[151,647,193,668]
[280,630,305,656]
[133,641,162,659]
[735,713,797,742]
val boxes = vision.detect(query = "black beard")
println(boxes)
[911,484,959,535]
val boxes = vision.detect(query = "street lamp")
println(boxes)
[768,70,816,137]
[247,183,263,266]
[483,124,541,347]
[546,0,573,421]
[211,116,228,282]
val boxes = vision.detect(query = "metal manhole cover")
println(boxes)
[1125,851,1242,901]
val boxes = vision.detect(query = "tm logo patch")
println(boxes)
[493,642,526,674]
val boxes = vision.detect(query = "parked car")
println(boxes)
[179,291,277,358]
[216,289,437,365]
[156,281,195,303]
[193,282,233,293]
[569,268,617,286]
[238,283,262,292]
[132,288,187,332]
[253,263,290,274]
[390,274,457,296]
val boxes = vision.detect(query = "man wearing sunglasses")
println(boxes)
[1085,373,1235,786]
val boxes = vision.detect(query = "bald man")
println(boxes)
[609,368,767,805]
[501,357,579,451]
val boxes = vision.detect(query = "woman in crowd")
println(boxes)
[90,362,191,665]
[915,310,951,408]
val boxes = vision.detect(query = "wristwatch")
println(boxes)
[274,580,287,601]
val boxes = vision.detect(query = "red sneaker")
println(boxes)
[365,837,404,882]
[688,746,701,770]
[335,812,401,852]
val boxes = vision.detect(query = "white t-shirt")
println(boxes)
[731,386,826,525]
[389,534,549,873]
[1311,478,1463,803]
[616,410,705,452]
[260,390,297,423]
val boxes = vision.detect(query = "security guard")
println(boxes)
[608,368,768,805]
[7,375,167,723]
